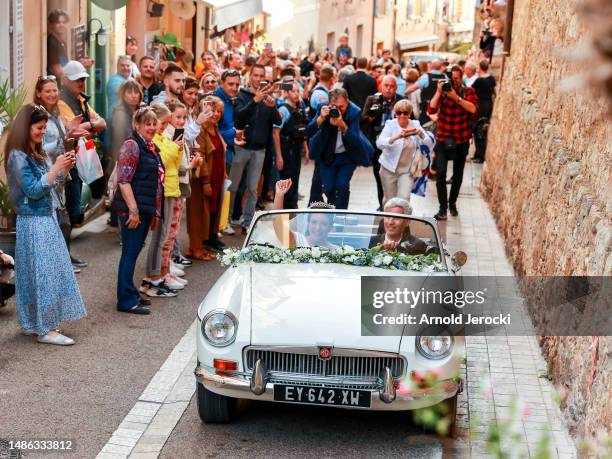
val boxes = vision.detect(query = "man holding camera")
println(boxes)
[308,65,337,205]
[427,65,478,220]
[273,80,309,209]
[306,88,373,209]
[361,75,404,210]
[229,64,282,233]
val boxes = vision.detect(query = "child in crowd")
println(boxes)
[140,103,181,297]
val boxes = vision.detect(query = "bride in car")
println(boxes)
[272,179,338,249]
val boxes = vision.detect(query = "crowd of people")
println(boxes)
[4,8,500,341]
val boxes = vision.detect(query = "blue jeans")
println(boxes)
[117,214,152,310]
[319,153,356,209]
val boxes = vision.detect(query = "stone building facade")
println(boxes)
[481,0,611,441]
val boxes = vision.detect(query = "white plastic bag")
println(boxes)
[75,137,104,184]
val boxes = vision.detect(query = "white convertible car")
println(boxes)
[195,209,466,431]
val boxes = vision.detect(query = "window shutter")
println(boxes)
[0,1,10,83]
[11,0,25,86]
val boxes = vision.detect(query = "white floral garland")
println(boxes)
[218,245,445,272]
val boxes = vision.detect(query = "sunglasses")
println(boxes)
[38,75,57,82]
[222,69,240,79]
[395,111,411,116]
[203,80,217,85]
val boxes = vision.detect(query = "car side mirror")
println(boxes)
[451,251,467,272]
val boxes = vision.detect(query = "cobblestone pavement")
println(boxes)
[96,162,577,458]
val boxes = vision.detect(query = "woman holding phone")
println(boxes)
[375,100,435,204]
[187,96,224,260]
[5,104,86,344]
[34,75,89,271]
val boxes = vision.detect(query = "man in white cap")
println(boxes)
[57,60,106,270]
[57,60,106,138]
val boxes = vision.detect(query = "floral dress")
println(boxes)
[12,156,86,335]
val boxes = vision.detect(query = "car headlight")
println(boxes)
[202,310,237,347]
[416,330,453,360]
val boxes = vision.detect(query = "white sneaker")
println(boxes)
[170,264,185,277]
[217,232,224,238]
[37,333,75,346]
[230,218,242,225]
[223,226,235,235]
[163,274,185,290]
[170,273,188,285]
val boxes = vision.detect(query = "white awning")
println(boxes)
[200,0,264,31]
[398,35,440,50]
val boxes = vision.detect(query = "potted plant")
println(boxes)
[0,78,27,256]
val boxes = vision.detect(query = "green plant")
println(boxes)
[538,362,554,381]
[0,79,27,129]
[0,78,28,226]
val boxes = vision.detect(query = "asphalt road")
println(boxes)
[0,219,238,458]
[160,398,445,459]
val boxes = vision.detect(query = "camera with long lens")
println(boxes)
[367,93,384,117]
[442,78,452,93]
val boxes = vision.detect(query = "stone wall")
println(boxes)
[480,0,611,441]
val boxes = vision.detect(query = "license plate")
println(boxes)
[273,384,371,408]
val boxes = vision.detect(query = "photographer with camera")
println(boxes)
[427,65,478,220]
[306,88,373,209]
[229,64,281,233]
[361,75,404,210]
[273,79,309,209]
[307,64,337,205]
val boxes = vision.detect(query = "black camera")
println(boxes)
[367,93,384,116]
[442,79,452,92]
[329,106,340,118]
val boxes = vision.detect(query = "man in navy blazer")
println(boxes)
[306,88,373,209]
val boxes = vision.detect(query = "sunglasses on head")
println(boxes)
[395,111,411,116]
[38,75,57,82]
[222,69,240,79]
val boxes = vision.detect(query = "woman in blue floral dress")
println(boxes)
[5,104,86,345]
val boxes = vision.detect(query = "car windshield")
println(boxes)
[247,210,441,260]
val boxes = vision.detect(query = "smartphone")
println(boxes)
[172,128,185,141]
[280,82,293,91]
[65,138,76,152]
[260,80,269,89]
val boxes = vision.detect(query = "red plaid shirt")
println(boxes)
[428,86,479,144]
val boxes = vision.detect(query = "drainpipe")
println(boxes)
[503,0,514,54]
[371,0,376,57]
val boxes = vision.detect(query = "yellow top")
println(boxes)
[57,96,100,127]
[153,133,181,197]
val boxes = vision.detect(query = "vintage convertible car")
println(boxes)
[194,209,467,431]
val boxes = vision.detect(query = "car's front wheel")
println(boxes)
[196,382,237,423]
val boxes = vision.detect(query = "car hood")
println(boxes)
[249,264,433,351]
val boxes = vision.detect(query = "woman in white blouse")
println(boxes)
[375,99,435,205]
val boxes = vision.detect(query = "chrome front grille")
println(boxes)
[244,348,405,380]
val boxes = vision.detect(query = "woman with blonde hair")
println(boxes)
[375,99,435,204]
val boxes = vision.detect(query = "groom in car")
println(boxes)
[370,197,434,255]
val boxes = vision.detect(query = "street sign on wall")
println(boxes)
[71,24,87,61]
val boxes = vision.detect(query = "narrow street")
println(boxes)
[0,160,578,458]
